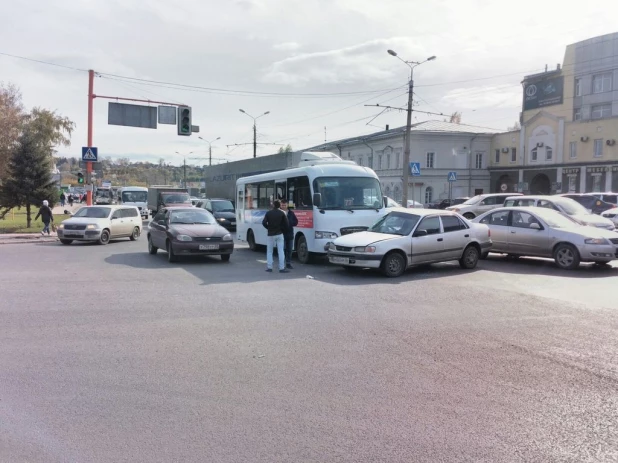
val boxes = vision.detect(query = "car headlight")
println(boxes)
[176,234,193,241]
[584,238,608,245]
[354,246,376,253]
[57,223,64,230]
[217,217,227,222]
[222,234,233,241]
[452,208,460,213]
[328,242,336,251]
[315,231,338,239]
[86,224,99,230]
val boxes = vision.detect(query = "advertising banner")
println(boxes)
[523,76,564,111]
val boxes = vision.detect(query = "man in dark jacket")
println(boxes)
[34,200,54,235]
[283,200,298,269]
[262,200,289,273]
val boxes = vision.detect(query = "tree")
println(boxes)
[0,133,58,225]
[449,111,462,124]
[507,121,521,131]
[25,108,74,154]
[278,144,293,154]
[0,83,25,181]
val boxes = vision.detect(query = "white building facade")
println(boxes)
[308,121,495,204]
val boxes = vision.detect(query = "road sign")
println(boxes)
[410,162,421,176]
[447,171,457,182]
[82,147,98,162]
[500,183,508,192]
[102,181,112,188]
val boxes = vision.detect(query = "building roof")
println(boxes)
[305,120,499,150]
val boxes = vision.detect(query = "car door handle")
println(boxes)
[464,234,469,237]
[510,230,516,234]
[437,238,443,242]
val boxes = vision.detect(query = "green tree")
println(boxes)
[0,133,58,226]
[278,143,293,154]
[0,83,25,181]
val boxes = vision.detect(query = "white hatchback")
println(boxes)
[57,205,142,245]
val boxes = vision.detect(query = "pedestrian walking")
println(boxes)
[34,200,54,236]
[261,200,289,273]
[60,192,66,207]
[68,194,74,207]
[283,200,298,269]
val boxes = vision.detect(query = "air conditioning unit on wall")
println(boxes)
[580,136,589,142]
[501,148,509,153]
[536,142,544,148]
[606,139,616,146]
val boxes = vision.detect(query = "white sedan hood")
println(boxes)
[333,231,400,247]
[571,213,614,228]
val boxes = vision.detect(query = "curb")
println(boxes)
[0,235,59,245]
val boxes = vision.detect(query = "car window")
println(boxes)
[417,216,441,235]
[122,208,139,218]
[504,199,516,207]
[538,200,559,211]
[111,210,122,219]
[511,211,541,229]
[370,212,420,235]
[480,196,497,206]
[153,211,166,223]
[480,210,510,226]
[602,194,617,204]
[441,215,466,232]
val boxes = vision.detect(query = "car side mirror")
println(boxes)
[313,193,321,208]
[157,219,166,225]
[530,222,542,230]
[413,229,428,237]
[383,196,388,208]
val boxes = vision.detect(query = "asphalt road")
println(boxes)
[1,237,618,462]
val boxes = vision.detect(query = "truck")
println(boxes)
[94,186,113,205]
[147,186,192,216]
[118,186,149,220]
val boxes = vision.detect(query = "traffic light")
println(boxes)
[177,106,192,136]
[77,172,84,184]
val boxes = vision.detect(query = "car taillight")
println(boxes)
[488,229,491,237]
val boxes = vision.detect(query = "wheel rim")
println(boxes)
[387,256,403,275]
[465,248,478,266]
[133,228,139,239]
[297,238,308,262]
[148,237,153,251]
[101,232,109,243]
[557,248,574,267]
[248,231,255,249]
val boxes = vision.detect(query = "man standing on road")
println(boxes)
[60,192,66,208]
[262,200,289,273]
[282,200,298,269]
[34,200,54,236]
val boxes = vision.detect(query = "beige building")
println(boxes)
[489,32,618,194]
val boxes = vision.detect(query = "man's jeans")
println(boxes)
[266,233,285,270]
[42,221,51,234]
[285,237,294,265]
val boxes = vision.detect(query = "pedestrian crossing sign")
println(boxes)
[410,162,421,176]
[82,147,98,162]
[448,171,457,182]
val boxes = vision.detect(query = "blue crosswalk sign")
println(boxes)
[448,171,457,182]
[410,162,421,176]
[82,147,98,162]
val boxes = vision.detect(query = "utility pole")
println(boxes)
[198,137,221,166]
[239,109,270,158]
[87,69,94,206]
[183,158,187,189]
[387,50,436,206]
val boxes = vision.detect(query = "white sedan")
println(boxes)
[327,208,492,277]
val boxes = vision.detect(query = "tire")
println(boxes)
[554,243,580,270]
[98,230,110,245]
[463,213,475,220]
[381,251,406,278]
[148,235,158,255]
[459,245,480,269]
[480,251,489,260]
[167,241,177,263]
[247,229,258,252]
[296,234,312,264]
[221,254,231,262]
[60,239,73,245]
[130,227,140,241]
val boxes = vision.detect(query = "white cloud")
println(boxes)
[262,37,432,86]
[441,86,522,110]
[273,42,301,51]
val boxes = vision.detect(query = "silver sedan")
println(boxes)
[473,207,618,269]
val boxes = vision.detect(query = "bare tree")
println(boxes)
[449,112,462,124]
[507,121,521,131]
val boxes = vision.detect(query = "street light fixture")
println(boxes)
[198,136,221,167]
[387,49,436,207]
[239,109,270,158]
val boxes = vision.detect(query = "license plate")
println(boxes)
[65,233,81,237]
[330,256,349,264]
[199,244,219,250]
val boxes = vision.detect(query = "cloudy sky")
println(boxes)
[2,0,618,167]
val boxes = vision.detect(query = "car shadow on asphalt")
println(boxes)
[103,248,481,286]
[481,253,618,278]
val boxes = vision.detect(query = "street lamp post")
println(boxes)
[198,136,221,166]
[387,50,436,207]
[239,109,270,158]
[175,151,193,189]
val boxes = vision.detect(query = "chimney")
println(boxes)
[385,124,389,131]
[557,63,561,71]
[545,64,548,72]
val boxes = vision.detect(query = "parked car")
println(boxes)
[405,200,424,209]
[559,193,615,215]
[473,207,618,269]
[57,206,142,245]
[198,198,237,231]
[190,196,201,206]
[503,195,615,230]
[601,207,618,227]
[327,208,492,277]
[385,197,402,208]
[147,207,234,263]
[428,197,470,209]
[446,193,522,219]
